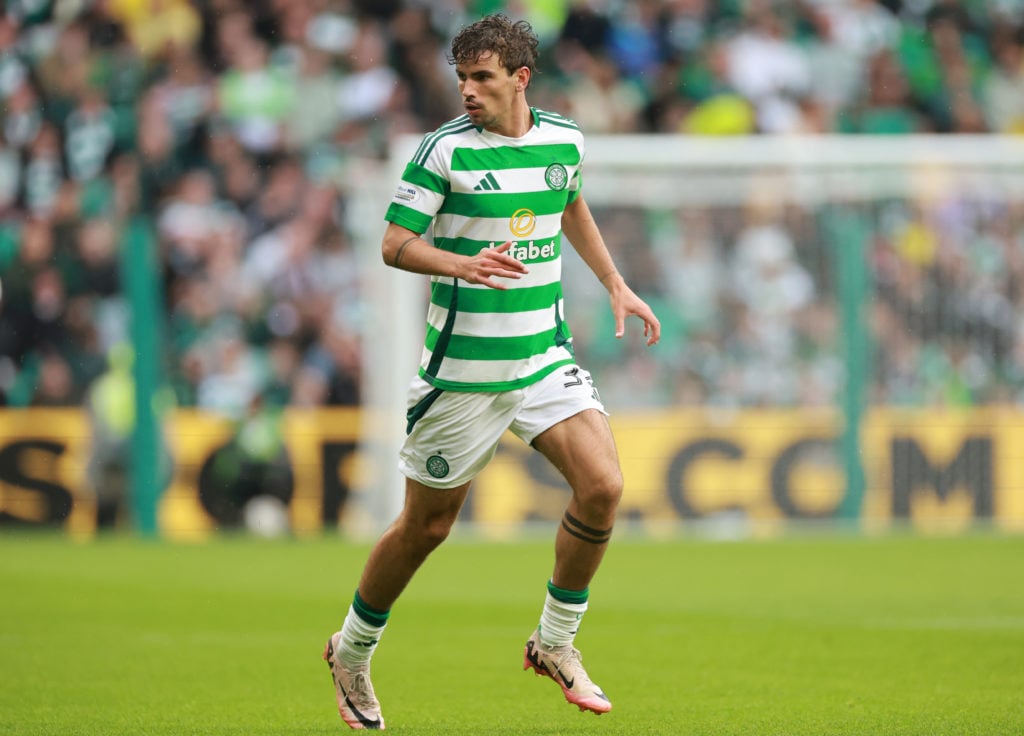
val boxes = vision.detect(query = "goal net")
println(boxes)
[351,134,1024,534]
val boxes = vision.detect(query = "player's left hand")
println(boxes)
[605,275,660,346]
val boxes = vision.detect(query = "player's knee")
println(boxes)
[581,468,623,516]
[394,507,457,554]
[418,513,456,550]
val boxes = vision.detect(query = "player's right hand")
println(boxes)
[459,241,529,290]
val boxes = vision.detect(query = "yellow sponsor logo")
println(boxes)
[509,208,536,237]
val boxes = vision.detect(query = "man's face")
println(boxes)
[455,51,522,133]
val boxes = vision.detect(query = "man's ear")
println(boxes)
[515,66,531,91]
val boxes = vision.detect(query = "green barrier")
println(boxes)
[121,217,163,537]
[827,206,872,521]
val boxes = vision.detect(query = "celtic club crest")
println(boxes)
[545,163,568,191]
[426,454,450,478]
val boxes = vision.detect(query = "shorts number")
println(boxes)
[563,367,582,388]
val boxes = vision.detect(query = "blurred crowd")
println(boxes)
[1,0,1024,424]
[565,188,1024,410]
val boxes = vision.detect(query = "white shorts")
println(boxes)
[398,364,607,489]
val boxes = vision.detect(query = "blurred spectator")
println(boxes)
[195,327,264,416]
[389,5,462,130]
[334,18,402,156]
[240,154,304,238]
[982,24,1024,133]
[107,0,201,61]
[216,32,294,154]
[839,49,928,133]
[21,123,65,217]
[63,86,118,183]
[30,348,77,405]
[148,46,215,160]
[157,167,242,277]
[558,0,611,56]
[284,43,343,151]
[727,196,815,404]
[561,49,645,133]
[85,342,175,526]
[606,0,666,82]
[197,393,293,530]
[676,40,756,135]
[136,89,186,209]
[0,17,29,100]
[724,2,812,133]
[898,3,992,133]
[818,0,900,65]
[660,0,715,61]
[4,79,42,149]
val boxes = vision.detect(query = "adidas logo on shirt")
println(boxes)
[474,172,501,191]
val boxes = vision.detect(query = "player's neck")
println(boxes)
[486,100,533,139]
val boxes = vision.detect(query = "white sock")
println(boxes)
[537,588,588,649]
[338,604,387,669]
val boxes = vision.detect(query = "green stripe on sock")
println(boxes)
[353,590,390,627]
[547,581,589,605]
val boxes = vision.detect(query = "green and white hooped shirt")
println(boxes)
[385,108,584,392]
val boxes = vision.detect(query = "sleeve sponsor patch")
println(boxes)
[394,184,420,203]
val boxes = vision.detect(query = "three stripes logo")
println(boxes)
[473,172,501,191]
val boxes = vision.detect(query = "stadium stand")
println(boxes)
[1,0,1024,416]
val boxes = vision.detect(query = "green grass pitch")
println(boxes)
[1,530,1023,735]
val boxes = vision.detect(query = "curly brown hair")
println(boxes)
[448,14,539,79]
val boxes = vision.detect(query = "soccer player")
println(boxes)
[323,13,661,729]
